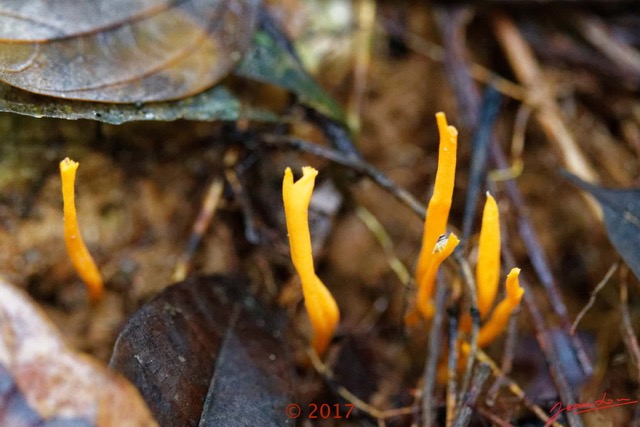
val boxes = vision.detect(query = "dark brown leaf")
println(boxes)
[109,275,295,427]
[0,0,260,102]
[563,171,640,281]
[0,277,157,427]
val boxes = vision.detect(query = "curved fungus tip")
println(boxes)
[505,268,524,303]
[477,267,525,347]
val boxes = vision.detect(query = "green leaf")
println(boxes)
[0,83,278,125]
[563,171,640,281]
[235,26,345,123]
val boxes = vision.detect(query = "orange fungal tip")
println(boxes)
[59,158,104,303]
[505,268,524,303]
[282,166,339,356]
[435,112,459,140]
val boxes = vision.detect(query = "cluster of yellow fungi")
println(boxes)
[58,113,522,358]
[282,112,524,357]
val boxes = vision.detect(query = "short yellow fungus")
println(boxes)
[477,268,524,347]
[59,158,104,302]
[416,233,460,319]
[283,167,340,356]
[476,193,501,319]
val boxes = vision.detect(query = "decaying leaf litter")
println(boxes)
[1,1,640,426]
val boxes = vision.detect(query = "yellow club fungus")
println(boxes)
[412,112,458,321]
[477,268,524,347]
[283,166,340,356]
[59,158,104,302]
[476,193,501,319]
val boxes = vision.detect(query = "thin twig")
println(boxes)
[422,272,449,427]
[381,16,528,103]
[488,102,531,182]
[571,262,619,334]
[172,177,224,282]
[224,149,260,244]
[422,273,448,427]
[513,269,580,427]
[476,407,517,427]
[308,348,415,423]
[446,308,460,427]
[355,205,412,330]
[434,6,479,127]
[467,345,564,427]
[356,206,412,288]
[303,107,362,160]
[486,311,518,405]
[348,0,376,134]
[487,211,520,406]
[452,363,491,427]
[261,134,426,218]
[462,85,502,244]
[575,13,640,76]
[491,11,601,219]
[453,249,480,413]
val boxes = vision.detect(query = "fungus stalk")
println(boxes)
[283,167,339,356]
[60,158,104,302]
[412,112,458,321]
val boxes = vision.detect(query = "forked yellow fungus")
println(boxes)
[415,112,458,290]
[409,112,458,323]
[60,158,104,302]
[283,166,340,356]
[459,272,523,361]
[408,113,524,347]
[459,193,524,347]
[476,193,501,319]
[477,268,524,347]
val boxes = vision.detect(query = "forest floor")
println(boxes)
[1,2,639,426]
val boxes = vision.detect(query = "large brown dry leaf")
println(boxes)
[0,0,259,102]
[0,0,175,41]
[0,277,157,427]
[110,275,294,427]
